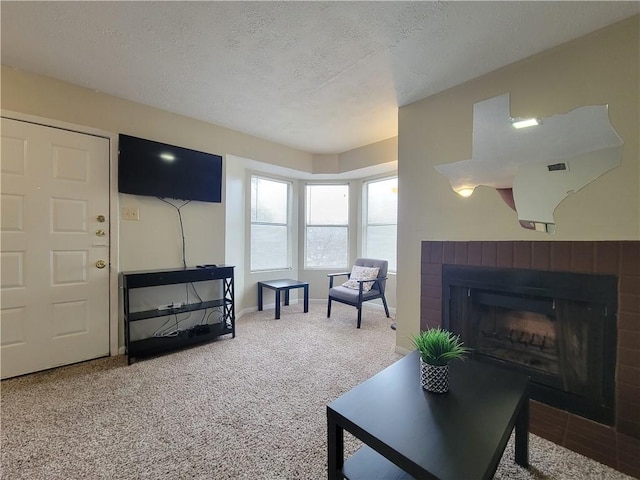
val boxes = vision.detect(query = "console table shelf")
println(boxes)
[127,324,233,360]
[122,266,235,364]
[128,299,229,322]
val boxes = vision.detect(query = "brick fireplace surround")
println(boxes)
[421,241,639,477]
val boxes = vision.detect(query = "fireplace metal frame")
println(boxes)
[442,264,617,425]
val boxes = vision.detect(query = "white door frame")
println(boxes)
[2,109,120,357]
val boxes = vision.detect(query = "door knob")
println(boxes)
[96,260,107,269]
[96,229,106,237]
[97,215,106,222]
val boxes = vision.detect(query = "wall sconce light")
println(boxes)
[435,94,623,233]
[455,187,475,197]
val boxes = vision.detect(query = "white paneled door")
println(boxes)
[1,117,110,379]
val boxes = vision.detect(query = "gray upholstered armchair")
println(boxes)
[327,258,391,328]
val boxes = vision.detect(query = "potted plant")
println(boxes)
[411,328,470,393]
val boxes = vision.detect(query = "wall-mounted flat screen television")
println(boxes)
[118,134,222,203]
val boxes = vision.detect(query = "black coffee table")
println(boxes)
[327,351,529,479]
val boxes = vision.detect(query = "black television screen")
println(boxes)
[118,134,222,203]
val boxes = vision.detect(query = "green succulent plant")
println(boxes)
[411,328,470,366]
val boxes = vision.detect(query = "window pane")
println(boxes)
[253,177,288,224]
[366,225,397,271]
[306,226,348,268]
[250,176,290,272]
[306,185,348,225]
[367,178,397,224]
[251,225,288,270]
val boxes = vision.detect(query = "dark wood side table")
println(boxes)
[257,279,309,319]
[327,351,530,479]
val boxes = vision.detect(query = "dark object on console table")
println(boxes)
[122,266,235,364]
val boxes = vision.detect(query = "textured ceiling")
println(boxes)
[1,2,638,154]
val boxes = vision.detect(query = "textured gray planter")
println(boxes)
[420,358,449,393]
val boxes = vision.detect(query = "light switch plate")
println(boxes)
[122,207,139,221]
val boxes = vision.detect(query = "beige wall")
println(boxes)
[396,16,640,350]
[311,154,341,173]
[1,66,315,275]
[312,137,398,174]
[8,17,632,352]
[1,67,398,329]
[339,136,398,173]
[1,67,314,172]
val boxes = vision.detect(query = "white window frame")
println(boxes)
[304,182,350,270]
[363,175,397,272]
[250,174,292,272]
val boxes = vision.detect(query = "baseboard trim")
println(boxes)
[115,301,396,354]
[235,307,254,318]
[395,345,412,356]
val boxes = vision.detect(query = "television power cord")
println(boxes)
[157,197,192,268]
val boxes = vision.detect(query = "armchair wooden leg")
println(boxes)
[381,295,390,318]
[327,298,332,318]
[357,306,362,329]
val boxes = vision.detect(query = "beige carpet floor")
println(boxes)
[1,303,634,479]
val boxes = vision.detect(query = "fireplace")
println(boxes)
[420,241,640,477]
[442,264,617,425]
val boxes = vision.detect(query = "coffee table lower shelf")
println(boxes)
[343,446,415,480]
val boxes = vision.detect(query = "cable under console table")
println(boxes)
[122,266,235,364]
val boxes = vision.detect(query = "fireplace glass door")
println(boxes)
[443,265,616,425]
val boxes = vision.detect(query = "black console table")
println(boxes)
[122,266,235,364]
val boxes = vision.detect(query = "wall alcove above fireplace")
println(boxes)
[442,264,617,424]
